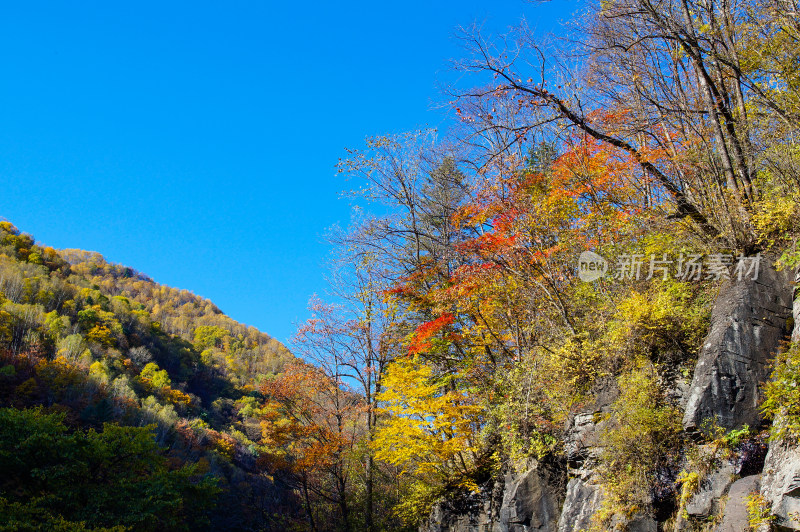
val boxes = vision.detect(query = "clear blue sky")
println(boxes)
[0,1,568,345]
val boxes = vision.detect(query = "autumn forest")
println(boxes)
[2,0,800,530]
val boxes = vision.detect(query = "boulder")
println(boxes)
[683,260,793,432]
[684,459,736,518]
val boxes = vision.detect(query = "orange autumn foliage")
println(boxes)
[258,362,358,476]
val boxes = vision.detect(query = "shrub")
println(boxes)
[762,342,800,442]
[595,363,683,526]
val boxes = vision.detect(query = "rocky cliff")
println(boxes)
[422,260,798,531]
[421,457,565,532]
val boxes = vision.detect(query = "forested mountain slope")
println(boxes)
[59,247,292,381]
[0,220,297,531]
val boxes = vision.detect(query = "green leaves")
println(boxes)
[0,407,219,532]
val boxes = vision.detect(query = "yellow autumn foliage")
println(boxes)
[373,355,483,483]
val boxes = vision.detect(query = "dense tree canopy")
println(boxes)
[290,0,800,528]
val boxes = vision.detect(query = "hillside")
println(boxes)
[59,247,293,382]
[0,220,298,531]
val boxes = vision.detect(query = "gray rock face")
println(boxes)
[556,477,603,532]
[564,376,618,468]
[717,474,761,532]
[685,459,736,518]
[626,514,658,532]
[683,260,793,431]
[556,377,618,530]
[793,293,800,344]
[421,459,564,532]
[752,267,800,530]
[555,477,657,532]
[423,482,500,532]
[674,438,768,530]
[760,440,800,530]
[499,462,564,531]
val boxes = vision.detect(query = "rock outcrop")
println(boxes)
[426,262,798,531]
[422,459,565,532]
[425,486,498,532]
[684,459,736,519]
[717,475,761,532]
[674,434,769,529]
[556,477,603,532]
[761,439,800,530]
[563,376,618,462]
[498,461,564,531]
[757,267,800,530]
[683,260,793,432]
[555,376,616,531]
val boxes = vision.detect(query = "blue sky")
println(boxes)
[0,1,569,345]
